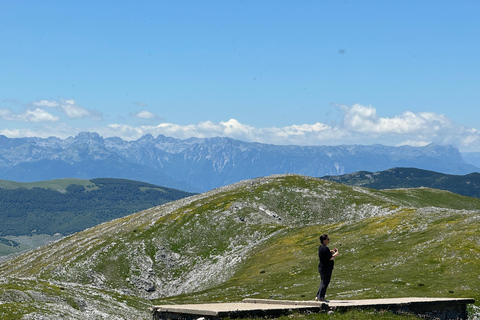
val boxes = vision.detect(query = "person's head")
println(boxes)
[319,234,330,245]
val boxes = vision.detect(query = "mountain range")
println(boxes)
[0,174,479,319]
[0,133,478,192]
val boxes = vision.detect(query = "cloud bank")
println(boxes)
[98,104,480,151]
[1,101,480,152]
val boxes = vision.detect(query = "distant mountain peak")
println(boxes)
[75,131,103,142]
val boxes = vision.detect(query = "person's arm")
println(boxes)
[330,248,339,260]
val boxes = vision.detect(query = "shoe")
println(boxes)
[319,298,330,303]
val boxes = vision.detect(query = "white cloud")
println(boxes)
[59,99,92,118]
[396,140,431,147]
[1,98,101,123]
[33,99,102,121]
[0,107,58,122]
[1,128,49,138]
[135,111,156,119]
[0,123,77,139]
[32,100,59,108]
[96,118,340,146]
[22,108,59,122]
[341,104,454,135]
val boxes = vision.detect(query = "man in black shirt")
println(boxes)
[315,234,339,302]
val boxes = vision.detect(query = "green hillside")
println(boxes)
[0,178,195,237]
[322,167,480,198]
[0,178,95,192]
[0,174,479,319]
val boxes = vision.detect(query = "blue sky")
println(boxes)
[1,1,480,151]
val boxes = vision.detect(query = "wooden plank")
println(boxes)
[151,297,475,320]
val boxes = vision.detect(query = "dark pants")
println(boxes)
[316,267,332,300]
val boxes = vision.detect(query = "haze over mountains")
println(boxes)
[0,132,478,192]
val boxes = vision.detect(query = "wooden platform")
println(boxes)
[151,297,475,320]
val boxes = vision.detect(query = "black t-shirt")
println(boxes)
[319,244,334,269]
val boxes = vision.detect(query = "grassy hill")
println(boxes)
[0,177,195,236]
[321,167,480,198]
[0,174,479,319]
[0,178,94,192]
[0,178,195,257]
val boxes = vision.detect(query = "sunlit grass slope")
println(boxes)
[171,206,479,303]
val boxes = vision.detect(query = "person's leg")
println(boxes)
[316,267,323,300]
[318,268,332,300]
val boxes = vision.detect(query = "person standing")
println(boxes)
[316,234,339,302]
